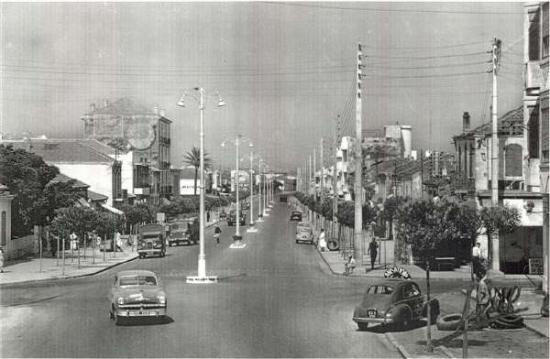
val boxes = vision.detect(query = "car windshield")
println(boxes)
[119,275,157,287]
[367,285,394,295]
[142,233,160,239]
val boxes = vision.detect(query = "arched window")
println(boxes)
[505,144,523,177]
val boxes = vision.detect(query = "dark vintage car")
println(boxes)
[109,270,167,325]
[289,210,302,221]
[353,279,440,331]
[227,209,246,226]
[167,219,197,246]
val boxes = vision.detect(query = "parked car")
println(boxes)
[352,279,439,331]
[295,222,314,244]
[289,210,302,221]
[109,270,167,325]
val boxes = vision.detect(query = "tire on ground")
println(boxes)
[436,313,464,331]
[327,240,339,251]
[491,314,524,329]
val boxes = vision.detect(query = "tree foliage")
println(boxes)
[0,145,80,236]
[183,146,212,196]
[480,205,521,236]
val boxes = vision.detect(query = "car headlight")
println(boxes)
[157,295,166,305]
[117,297,124,305]
[385,311,392,318]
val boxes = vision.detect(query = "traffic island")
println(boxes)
[246,226,258,233]
[230,235,247,249]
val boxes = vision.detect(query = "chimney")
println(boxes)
[90,103,96,112]
[153,106,159,115]
[463,112,471,133]
[159,108,165,117]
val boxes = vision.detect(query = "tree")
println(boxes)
[0,145,80,237]
[183,146,212,196]
[120,203,154,232]
[480,205,521,268]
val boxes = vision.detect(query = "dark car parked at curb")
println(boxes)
[353,279,440,331]
[289,210,302,221]
[109,270,167,325]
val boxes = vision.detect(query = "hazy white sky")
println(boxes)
[1,2,525,171]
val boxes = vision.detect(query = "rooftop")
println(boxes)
[2,139,115,163]
[84,98,156,116]
[48,173,89,189]
[454,106,524,140]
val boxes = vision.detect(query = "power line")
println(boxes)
[364,40,488,50]
[261,2,521,15]
[367,51,488,60]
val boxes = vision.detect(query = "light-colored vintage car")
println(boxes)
[109,270,167,325]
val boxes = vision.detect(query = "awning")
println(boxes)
[101,203,124,215]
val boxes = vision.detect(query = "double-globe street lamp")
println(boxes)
[177,87,225,283]
[221,135,253,241]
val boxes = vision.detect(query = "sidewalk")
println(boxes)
[0,243,138,286]
[317,247,549,358]
[0,219,222,287]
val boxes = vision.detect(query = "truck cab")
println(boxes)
[137,224,166,258]
[227,209,246,226]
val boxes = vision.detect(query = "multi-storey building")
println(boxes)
[525,1,549,290]
[81,98,173,204]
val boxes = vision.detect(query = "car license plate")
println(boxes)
[368,310,377,318]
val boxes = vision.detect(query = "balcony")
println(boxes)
[451,177,475,195]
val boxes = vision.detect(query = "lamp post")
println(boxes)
[235,135,241,240]
[257,158,263,221]
[177,88,225,283]
[247,143,256,231]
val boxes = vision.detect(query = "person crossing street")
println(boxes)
[214,226,222,244]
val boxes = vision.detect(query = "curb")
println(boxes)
[385,332,412,359]
[0,255,139,288]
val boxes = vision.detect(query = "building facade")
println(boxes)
[81,98,173,204]
[524,1,549,290]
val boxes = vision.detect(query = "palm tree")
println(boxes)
[183,146,212,196]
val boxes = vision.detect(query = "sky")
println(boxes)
[1,1,526,172]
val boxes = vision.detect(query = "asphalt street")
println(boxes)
[0,201,464,358]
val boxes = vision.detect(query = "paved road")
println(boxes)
[0,202,463,358]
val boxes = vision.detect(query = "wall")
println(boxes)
[53,163,114,205]
[117,152,134,197]
[180,178,201,196]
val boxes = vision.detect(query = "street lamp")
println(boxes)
[256,157,264,222]
[177,87,225,283]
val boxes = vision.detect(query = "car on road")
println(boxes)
[352,279,440,331]
[109,270,167,325]
[227,209,246,226]
[295,222,314,244]
[289,210,302,221]
[137,224,166,258]
[167,219,197,246]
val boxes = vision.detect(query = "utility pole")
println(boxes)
[333,115,340,241]
[420,149,424,198]
[313,146,317,228]
[354,43,364,261]
[235,134,241,241]
[490,38,502,274]
[249,144,254,227]
[320,137,325,205]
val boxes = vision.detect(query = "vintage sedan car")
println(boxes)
[352,279,439,331]
[109,270,167,325]
[289,210,302,221]
[295,223,314,244]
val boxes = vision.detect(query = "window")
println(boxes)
[504,144,523,177]
[528,109,540,159]
[543,3,549,58]
[529,10,541,61]
[403,284,421,298]
[367,285,394,295]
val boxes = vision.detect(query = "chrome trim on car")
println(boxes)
[353,316,392,324]
[118,303,167,309]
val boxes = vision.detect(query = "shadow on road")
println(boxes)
[116,315,175,326]
[360,320,427,333]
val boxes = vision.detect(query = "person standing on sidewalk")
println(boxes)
[207,210,211,223]
[214,226,222,244]
[367,238,378,270]
[0,247,4,273]
[115,231,123,252]
[345,255,356,275]
[318,229,327,251]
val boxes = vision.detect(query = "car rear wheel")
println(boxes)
[357,322,369,331]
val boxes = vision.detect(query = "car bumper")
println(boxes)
[116,307,167,317]
[353,316,393,325]
[138,249,163,254]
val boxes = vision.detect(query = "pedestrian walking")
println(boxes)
[207,210,211,223]
[0,247,4,273]
[344,255,356,275]
[318,229,328,252]
[115,231,123,252]
[368,238,378,270]
[214,226,222,244]
[472,241,487,280]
